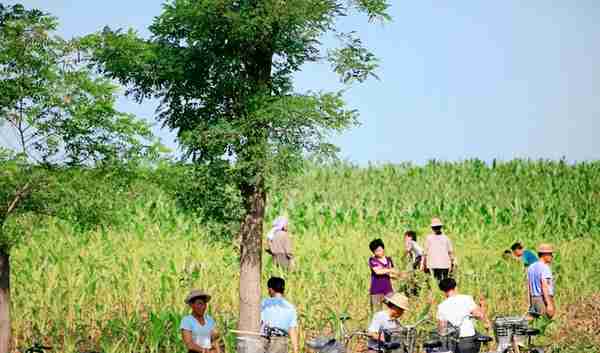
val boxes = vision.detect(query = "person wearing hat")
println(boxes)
[437,278,491,353]
[260,277,298,353]
[266,217,295,270]
[424,217,454,282]
[527,243,556,318]
[367,293,409,353]
[180,290,221,353]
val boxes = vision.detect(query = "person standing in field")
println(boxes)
[369,238,397,312]
[260,277,299,353]
[404,230,424,270]
[266,217,294,270]
[180,290,222,353]
[424,218,454,282]
[367,293,410,353]
[436,278,491,353]
[527,243,556,319]
[511,242,538,268]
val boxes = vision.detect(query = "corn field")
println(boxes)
[11,160,600,353]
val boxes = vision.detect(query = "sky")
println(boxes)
[3,0,599,164]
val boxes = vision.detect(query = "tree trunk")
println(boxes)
[237,180,266,353]
[0,249,10,353]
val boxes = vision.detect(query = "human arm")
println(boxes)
[283,232,294,259]
[475,297,491,329]
[211,328,221,353]
[289,326,299,353]
[447,238,455,271]
[182,330,208,353]
[541,278,555,318]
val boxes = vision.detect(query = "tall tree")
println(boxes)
[86,0,390,346]
[0,4,159,351]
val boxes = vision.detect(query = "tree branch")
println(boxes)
[6,182,31,216]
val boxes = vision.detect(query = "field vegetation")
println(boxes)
[9,160,600,353]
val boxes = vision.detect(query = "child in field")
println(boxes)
[368,238,397,312]
[404,230,423,271]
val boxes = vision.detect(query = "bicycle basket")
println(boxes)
[493,316,528,338]
[386,327,417,353]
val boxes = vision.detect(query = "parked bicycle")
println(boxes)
[491,315,544,353]
[422,315,493,353]
[306,314,429,353]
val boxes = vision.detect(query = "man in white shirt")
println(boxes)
[437,278,490,353]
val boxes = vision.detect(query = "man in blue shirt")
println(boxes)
[527,244,556,319]
[511,242,538,268]
[261,277,298,353]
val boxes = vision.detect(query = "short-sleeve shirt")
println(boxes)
[437,294,476,338]
[425,234,453,269]
[369,256,394,295]
[521,250,538,267]
[527,261,554,296]
[367,310,399,349]
[180,314,216,349]
[260,297,298,334]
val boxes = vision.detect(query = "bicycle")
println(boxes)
[491,314,544,353]
[422,314,493,353]
[306,314,429,353]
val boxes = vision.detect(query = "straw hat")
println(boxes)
[537,243,554,254]
[185,289,211,305]
[383,293,410,310]
[431,218,443,227]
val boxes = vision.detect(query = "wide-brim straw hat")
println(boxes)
[537,243,554,254]
[383,293,409,310]
[185,289,211,305]
[431,217,443,227]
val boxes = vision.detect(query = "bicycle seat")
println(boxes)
[526,328,540,336]
[423,340,442,349]
[476,335,493,343]
[306,337,337,350]
[339,314,351,322]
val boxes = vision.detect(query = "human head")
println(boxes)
[273,217,288,232]
[185,289,211,316]
[438,278,457,297]
[503,249,512,259]
[537,243,554,264]
[267,276,285,296]
[511,242,524,257]
[431,217,443,234]
[404,230,417,242]
[369,238,385,257]
[383,293,409,318]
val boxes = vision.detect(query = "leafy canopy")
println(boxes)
[86,0,390,183]
[0,3,160,165]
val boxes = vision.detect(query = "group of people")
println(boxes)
[178,217,556,353]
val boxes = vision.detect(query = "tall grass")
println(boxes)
[11,160,600,352]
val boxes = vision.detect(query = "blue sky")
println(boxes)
[4,0,599,164]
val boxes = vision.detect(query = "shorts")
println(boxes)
[530,296,553,317]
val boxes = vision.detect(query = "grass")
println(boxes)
[11,160,600,353]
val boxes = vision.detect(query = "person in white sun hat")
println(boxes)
[367,293,410,353]
[424,217,455,283]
